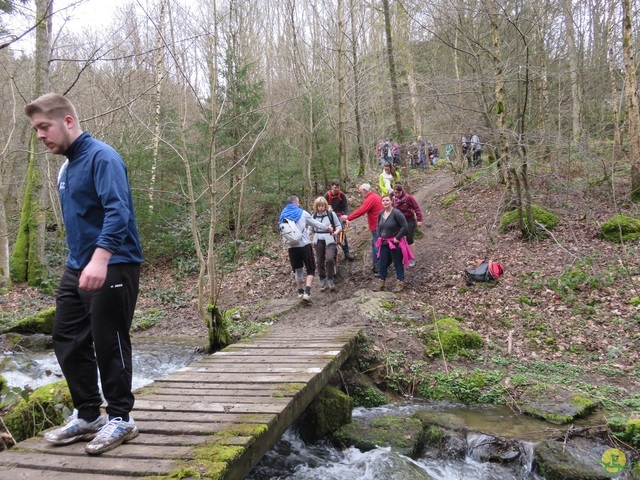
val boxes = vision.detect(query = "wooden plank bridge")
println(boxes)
[0,325,362,479]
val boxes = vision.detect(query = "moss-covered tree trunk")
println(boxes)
[623,0,640,200]
[10,0,52,288]
[10,135,47,286]
[206,304,231,353]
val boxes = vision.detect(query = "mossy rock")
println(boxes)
[3,381,72,442]
[333,415,425,458]
[499,204,559,233]
[411,410,467,432]
[607,415,640,448]
[600,215,640,243]
[0,374,6,392]
[0,307,56,335]
[518,384,596,424]
[535,438,618,480]
[423,318,483,358]
[297,386,352,443]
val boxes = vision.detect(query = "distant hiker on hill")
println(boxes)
[392,183,423,267]
[324,180,355,261]
[418,135,427,169]
[461,135,471,168]
[279,195,333,301]
[342,184,383,273]
[379,162,400,196]
[375,194,412,292]
[470,133,482,168]
[309,196,342,292]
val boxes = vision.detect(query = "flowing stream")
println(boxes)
[247,403,566,480]
[0,336,205,393]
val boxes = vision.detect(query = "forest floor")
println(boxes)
[3,162,640,417]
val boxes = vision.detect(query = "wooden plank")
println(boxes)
[133,399,285,413]
[0,451,175,476]
[137,394,292,404]
[147,381,281,391]
[140,387,295,397]
[157,372,315,383]
[215,348,342,356]
[131,420,256,435]
[179,368,326,374]
[14,440,192,460]
[132,410,276,424]
[194,355,329,363]
[128,433,253,447]
[0,468,133,480]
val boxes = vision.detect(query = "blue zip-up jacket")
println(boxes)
[58,131,143,270]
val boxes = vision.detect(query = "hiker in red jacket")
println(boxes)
[342,183,383,273]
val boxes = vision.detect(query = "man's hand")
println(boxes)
[417,221,422,228]
[327,226,334,234]
[79,248,113,290]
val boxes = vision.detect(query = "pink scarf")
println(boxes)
[375,236,414,268]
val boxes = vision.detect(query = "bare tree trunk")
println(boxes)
[149,0,165,215]
[564,0,582,144]
[606,1,621,156]
[382,0,404,143]
[491,7,508,186]
[623,0,640,199]
[337,0,347,179]
[349,0,365,177]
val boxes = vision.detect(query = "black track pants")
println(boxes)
[54,264,140,419]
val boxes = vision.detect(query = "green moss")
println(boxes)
[299,386,352,442]
[0,307,56,334]
[0,375,6,392]
[608,415,640,447]
[440,194,457,208]
[631,296,640,307]
[352,386,387,408]
[600,214,640,243]
[424,425,445,447]
[499,204,559,233]
[272,382,306,396]
[424,318,483,358]
[3,381,72,442]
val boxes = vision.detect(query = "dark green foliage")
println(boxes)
[499,204,559,233]
[600,214,640,243]
[352,386,388,408]
[0,307,55,334]
[418,368,504,404]
[423,318,483,358]
[3,381,73,442]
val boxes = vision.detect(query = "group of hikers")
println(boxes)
[378,133,483,170]
[278,172,423,301]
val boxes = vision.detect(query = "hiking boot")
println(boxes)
[302,292,311,302]
[44,412,106,445]
[344,252,356,261]
[319,279,327,292]
[372,266,379,274]
[85,417,139,455]
[408,259,417,268]
[373,279,385,292]
[393,281,405,293]
[328,280,335,291]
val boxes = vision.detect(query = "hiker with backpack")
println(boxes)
[374,194,413,292]
[341,184,383,273]
[309,197,342,292]
[418,135,427,169]
[324,180,355,261]
[392,183,423,267]
[461,135,471,168]
[470,133,482,168]
[279,195,333,301]
[379,162,400,196]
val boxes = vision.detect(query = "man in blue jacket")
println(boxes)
[26,93,143,455]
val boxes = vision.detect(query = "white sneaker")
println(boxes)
[302,292,311,302]
[44,411,106,445]
[85,416,139,455]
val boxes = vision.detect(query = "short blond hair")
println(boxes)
[25,93,79,123]
[313,196,330,211]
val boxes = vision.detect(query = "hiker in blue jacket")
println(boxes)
[26,93,142,455]
[279,195,332,301]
